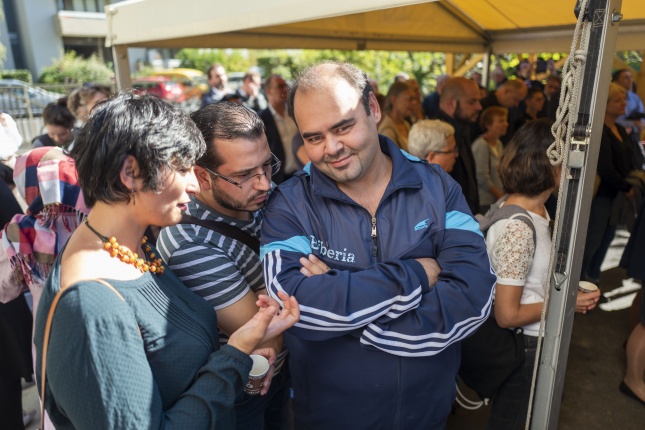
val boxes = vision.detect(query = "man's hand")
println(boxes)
[227,291,299,355]
[414,258,441,287]
[299,254,331,277]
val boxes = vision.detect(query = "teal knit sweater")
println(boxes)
[34,250,252,429]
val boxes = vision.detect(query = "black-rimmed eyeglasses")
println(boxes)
[200,153,281,189]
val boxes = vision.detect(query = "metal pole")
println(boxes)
[530,0,623,428]
[111,44,132,91]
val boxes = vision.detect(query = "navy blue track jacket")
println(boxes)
[260,136,495,430]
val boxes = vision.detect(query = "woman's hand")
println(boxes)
[299,254,331,277]
[249,346,277,396]
[575,289,601,314]
[227,291,299,355]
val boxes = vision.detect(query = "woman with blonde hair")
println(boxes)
[67,83,111,125]
[581,83,635,286]
[472,106,508,213]
[378,81,415,151]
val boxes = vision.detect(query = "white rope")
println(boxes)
[525,1,590,428]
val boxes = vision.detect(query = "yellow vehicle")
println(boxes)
[149,68,209,100]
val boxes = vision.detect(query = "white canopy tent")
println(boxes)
[106,0,645,51]
[106,0,645,88]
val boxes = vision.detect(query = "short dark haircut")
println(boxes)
[43,97,75,128]
[612,69,629,82]
[190,101,266,171]
[288,61,373,124]
[206,63,225,80]
[264,74,283,89]
[526,86,544,100]
[499,118,556,197]
[546,75,562,85]
[71,92,205,207]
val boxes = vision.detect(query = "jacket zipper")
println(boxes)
[371,216,378,258]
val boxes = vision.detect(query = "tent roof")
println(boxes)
[106,0,645,53]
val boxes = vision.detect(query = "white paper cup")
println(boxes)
[244,354,270,395]
[578,281,599,293]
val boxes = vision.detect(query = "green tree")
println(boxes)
[175,49,251,73]
[38,52,113,84]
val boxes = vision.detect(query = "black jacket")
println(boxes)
[437,109,480,215]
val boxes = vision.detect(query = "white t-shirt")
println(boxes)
[486,208,551,336]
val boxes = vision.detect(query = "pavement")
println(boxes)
[22,232,644,429]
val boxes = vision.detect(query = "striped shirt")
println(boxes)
[158,197,287,372]
[157,197,265,344]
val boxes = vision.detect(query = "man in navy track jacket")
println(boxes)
[260,62,496,430]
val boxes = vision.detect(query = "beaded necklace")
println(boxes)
[84,219,164,274]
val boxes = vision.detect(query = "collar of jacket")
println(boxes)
[298,135,424,205]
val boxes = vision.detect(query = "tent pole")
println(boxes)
[112,44,132,91]
[530,0,622,428]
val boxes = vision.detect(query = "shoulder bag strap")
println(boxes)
[40,279,126,429]
[180,214,260,254]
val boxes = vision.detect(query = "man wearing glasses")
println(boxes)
[407,119,459,173]
[157,101,289,430]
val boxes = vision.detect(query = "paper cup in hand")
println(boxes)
[578,281,599,293]
[244,355,270,395]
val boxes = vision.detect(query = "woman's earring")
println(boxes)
[131,189,136,206]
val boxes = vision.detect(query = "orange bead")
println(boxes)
[142,264,149,272]
[110,249,119,257]
[109,237,117,244]
[111,242,119,249]
[122,255,130,263]
[150,266,157,273]
[132,253,138,260]
[103,242,112,250]
[150,253,156,259]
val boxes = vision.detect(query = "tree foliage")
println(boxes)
[38,52,113,84]
[176,49,252,74]
[175,47,644,96]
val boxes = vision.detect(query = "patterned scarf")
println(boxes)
[1,147,88,287]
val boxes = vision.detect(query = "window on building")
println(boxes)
[58,0,113,13]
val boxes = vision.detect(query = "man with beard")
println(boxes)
[201,64,231,107]
[261,62,495,429]
[436,77,482,214]
[157,102,290,430]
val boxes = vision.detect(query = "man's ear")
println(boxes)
[193,166,213,191]
[425,153,436,164]
[368,91,382,124]
[119,155,140,191]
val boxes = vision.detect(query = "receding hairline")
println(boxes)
[292,65,363,107]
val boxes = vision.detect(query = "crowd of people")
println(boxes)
[0,58,643,430]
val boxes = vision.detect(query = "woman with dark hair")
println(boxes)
[33,92,299,429]
[472,106,508,213]
[32,98,76,149]
[378,81,415,151]
[484,119,600,429]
